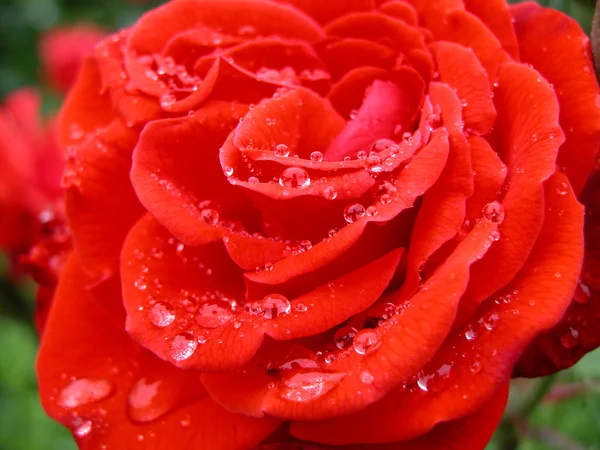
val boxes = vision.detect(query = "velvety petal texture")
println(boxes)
[37,0,600,448]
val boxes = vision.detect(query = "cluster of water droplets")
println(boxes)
[137,54,202,109]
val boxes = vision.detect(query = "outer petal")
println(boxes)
[515,169,600,376]
[463,61,563,311]
[273,382,508,449]
[37,254,280,449]
[510,2,600,195]
[65,120,144,277]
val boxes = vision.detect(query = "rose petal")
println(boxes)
[429,42,496,135]
[511,2,600,195]
[38,254,280,449]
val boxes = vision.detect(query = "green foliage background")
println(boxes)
[0,0,598,449]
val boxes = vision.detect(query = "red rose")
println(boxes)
[38,0,600,448]
[40,25,105,93]
[0,89,64,265]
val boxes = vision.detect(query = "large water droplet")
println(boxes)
[344,203,365,223]
[258,294,291,319]
[127,378,172,423]
[365,155,383,173]
[169,333,197,361]
[353,329,381,355]
[196,303,234,328]
[281,372,345,403]
[482,201,505,224]
[57,378,114,409]
[274,144,290,157]
[323,185,338,200]
[310,151,324,162]
[279,167,311,189]
[360,371,374,385]
[149,302,175,328]
[333,326,357,350]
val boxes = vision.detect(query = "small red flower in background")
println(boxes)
[40,25,105,93]
[36,0,600,449]
[0,90,64,264]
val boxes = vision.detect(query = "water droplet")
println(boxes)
[223,166,234,177]
[556,181,569,196]
[366,206,378,217]
[310,151,324,162]
[248,176,259,184]
[365,155,383,173]
[323,185,338,200]
[169,333,197,361]
[480,312,499,331]
[57,379,114,409]
[298,240,312,252]
[357,150,367,160]
[382,302,396,320]
[279,167,311,189]
[464,325,477,341]
[380,193,392,205]
[560,327,580,349]
[402,132,415,145]
[134,279,147,291]
[159,93,176,109]
[200,208,219,226]
[353,329,381,355]
[295,302,308,313]
[371,139,396,153]
[426,113,442,130]
[490,230,501,241]
[197,303,234,328]
[274,144,290,157]
[344,203,365,223]
[281,372,345,402]
[334,326,357,350]
[360,371,374,385]
[574,281,592,304]
[149,302,175,327]
[482,201,505,224]
[261,294,291,319]
[73,419,92,437]
[180,416,191,428]
[127,378,175,423]
[470,360,482,373]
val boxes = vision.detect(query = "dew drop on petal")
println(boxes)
[333,326,357,350]
[274,144,290,157]
[426,113,442,130]
[353,329,381,355]
[464,325,477,341]
[482,201,505,224]
[57,379,114,409]
[200,208,219,226]
[73,419,93,437]
[149,302,175,328]
[371,139,395,153]
[323,186,338,200]
[127,378,173,423]
[159,93,176,109]
[180,416,191,428]
[279,167,311,189]
[560,327,580,349]
[360,371,374,385]
[261,294,291,319]
[344,203,365,223]
[357,150,367,160]
[310,151,324,162]
[556,181,569,196]
[223,166,234,177]
[169,333,197,361]
[196,303,234,328]
[281,372,345,403]
[365,154,383,173]
[366,206,378,217]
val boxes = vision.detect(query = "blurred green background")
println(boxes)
[0,0,598,449]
